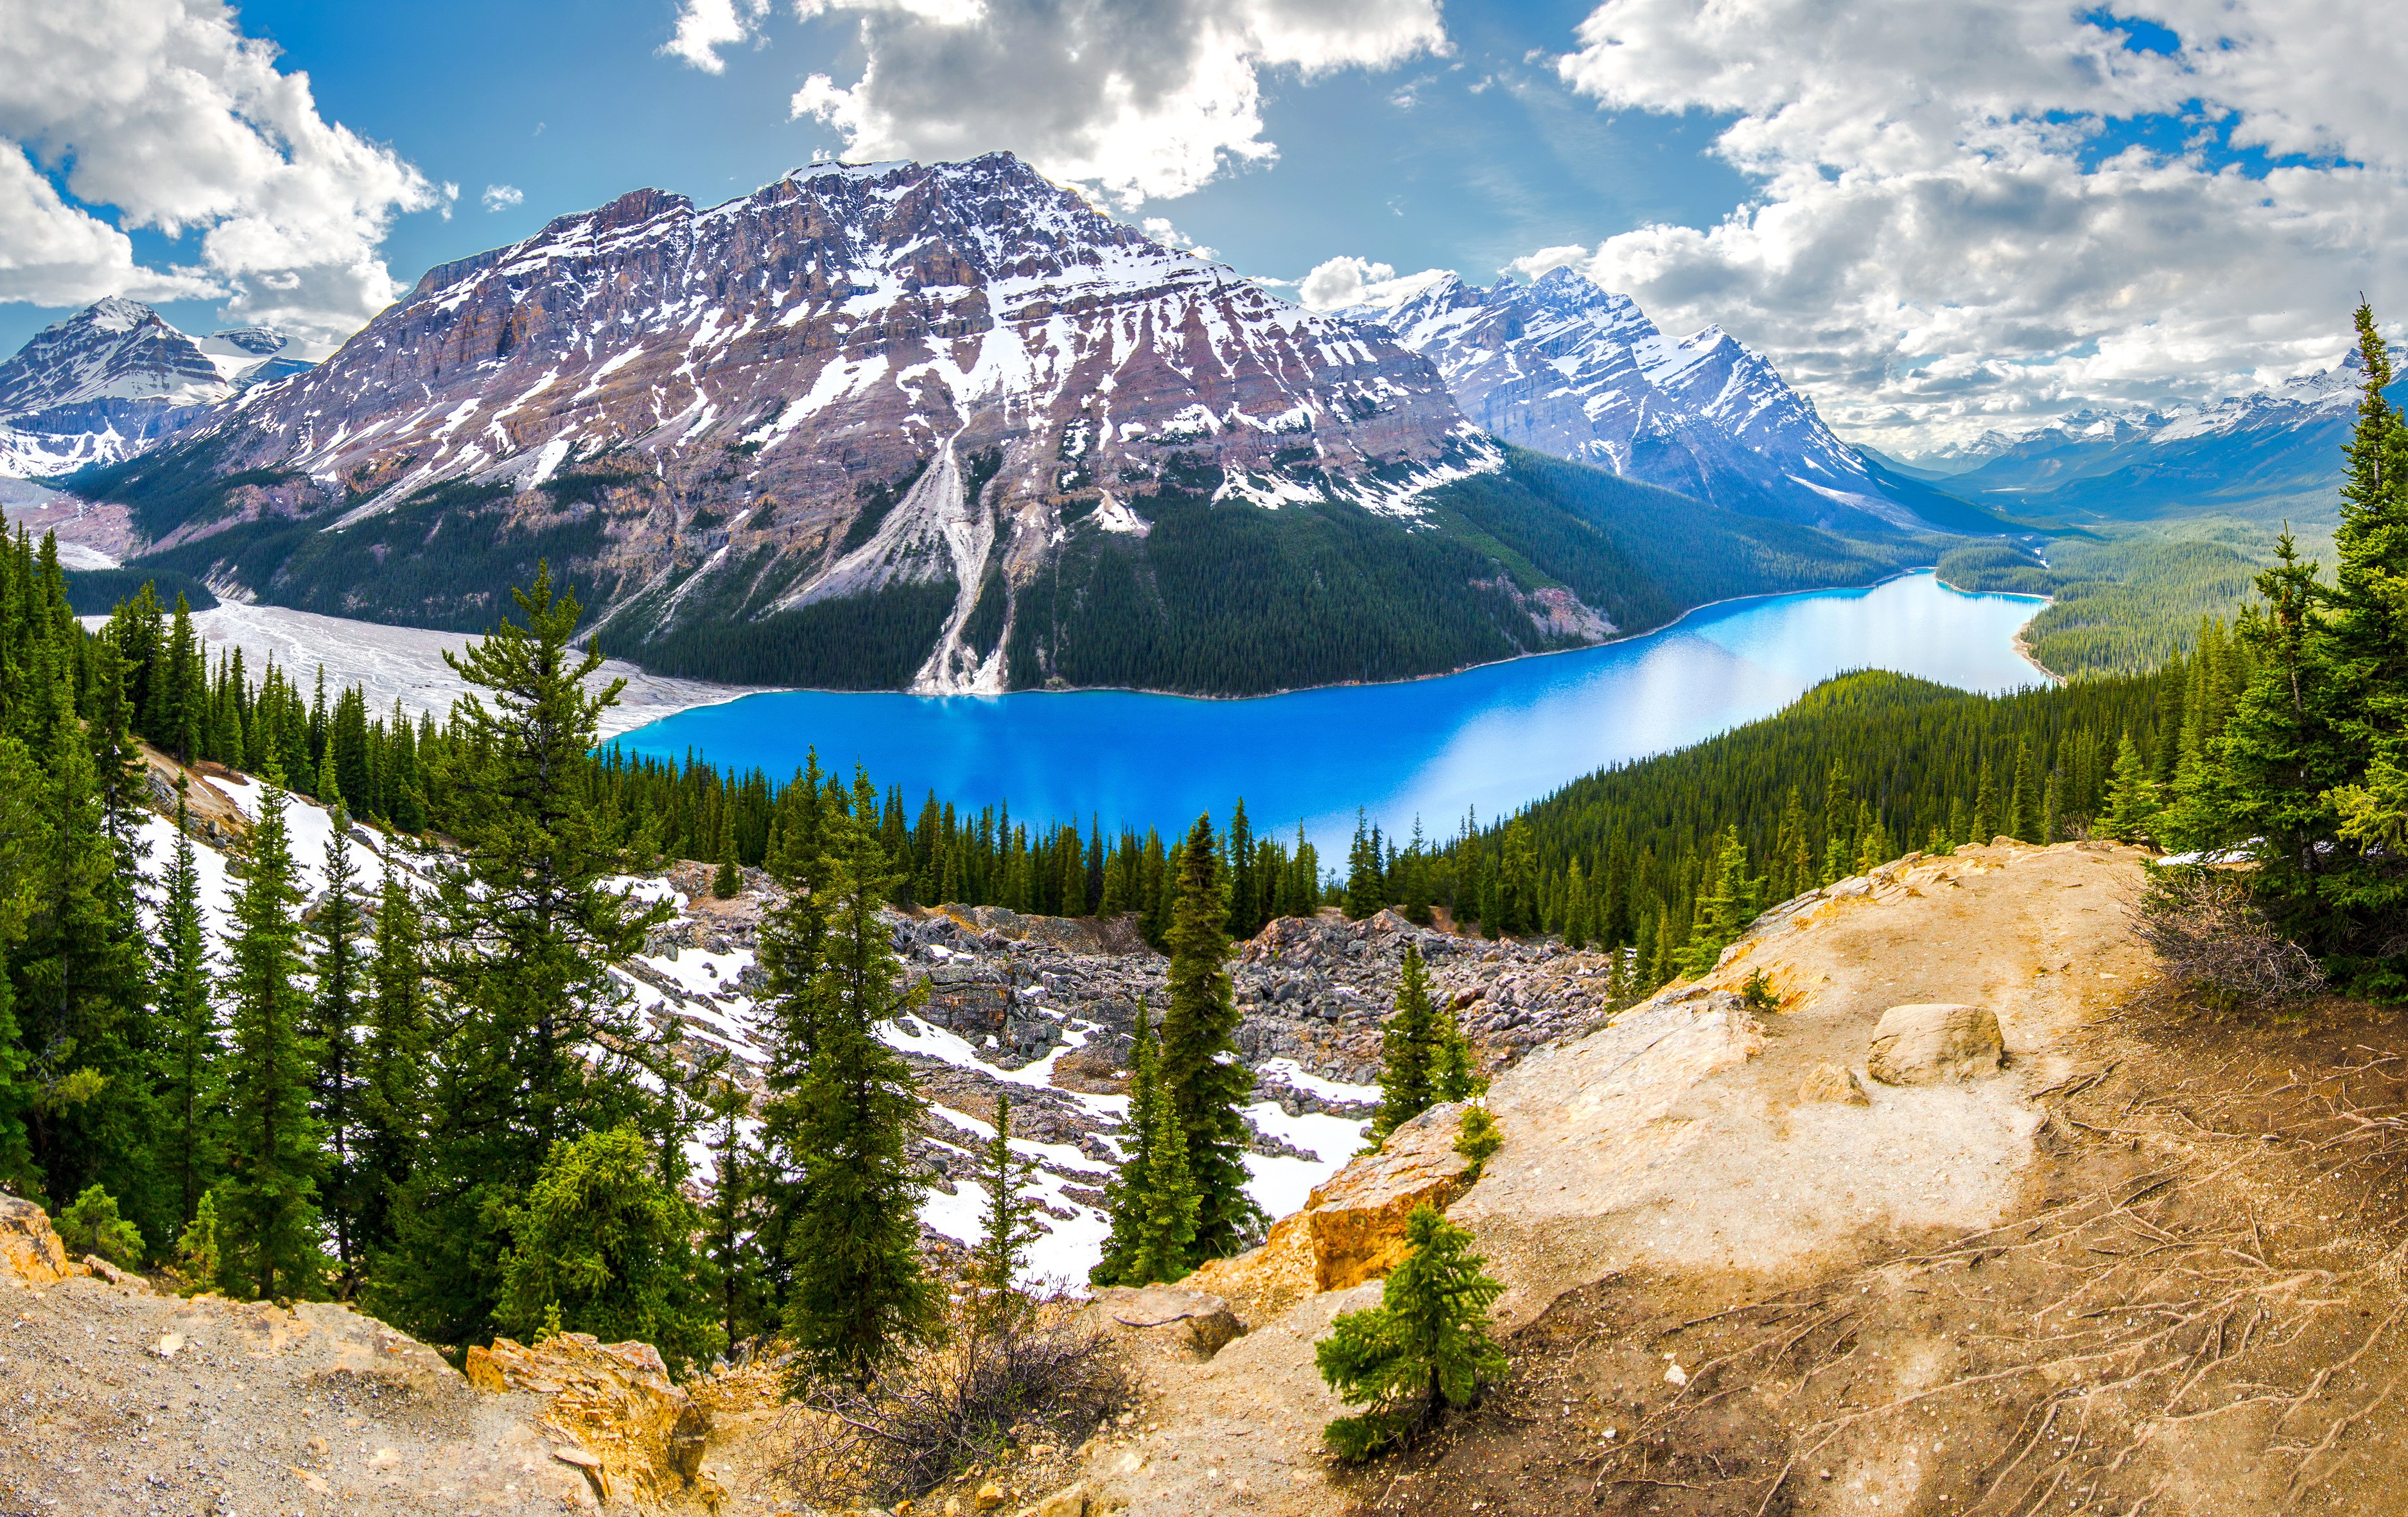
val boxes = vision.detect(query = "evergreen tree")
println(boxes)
[782,800,940,1387]
[1344,809,1384,920]
[1126,1066,1200,1285]
[1156,814,1261,1261]
[156,780,220,1232]
[2102,735,2161,843]
[371,566,674,1347]
[356,861,428,1260]
[1314,1204,1508,1460]
[713,813,741,899]
[2011,740,2044,843]
[1969,757,2000,843]
[699,1074,774,1348]
[496,1123,723,1377]
[309,811,368,1280]
[220,784,326,1301]
[969,1089,1044,1315]
[1680,827,1759,977]
[1370,943,1440,1143]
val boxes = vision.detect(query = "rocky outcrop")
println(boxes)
[0,1193,83,1285]
[1187,1100,1478,1324]
[1092,1285,1246,1358]
[466,1333,715,1507]
[1865,1002,2007,1085]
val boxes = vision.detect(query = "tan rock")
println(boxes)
[83,1253,144,1288]
[1186,1100,1476,1322]
[975,1482,1009,1511]
[1797,1062,1871,1105]
[1865,1003,2007,1085]
[467,1333,710,1504]
[1022,1485,1086,1517]
[0,1196,83,1286]
[1090,1285,1244,1358]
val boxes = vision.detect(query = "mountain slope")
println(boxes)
[0,299,316,478]
[1915,359,2405,525]
[1341,268,2006,536]
[77,153,1537,693]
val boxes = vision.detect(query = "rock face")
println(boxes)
[465,1333,713,1505]
[0,1193,83,1285]
[1186,1100,1478,1323]
[85,153,1552,695]
[1865,1002,2008,1085]
[1091,1284,1246,1358]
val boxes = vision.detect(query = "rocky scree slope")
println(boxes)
[1343,268,2009,538]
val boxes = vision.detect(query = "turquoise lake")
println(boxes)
[613,571,2045,852]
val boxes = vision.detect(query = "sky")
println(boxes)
[1,0,2402,454]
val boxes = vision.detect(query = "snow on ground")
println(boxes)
[921,1105,1117,1292]
[170,601,765,739]
[882,1013,1130,1120]
[1256,1057,1381,1105]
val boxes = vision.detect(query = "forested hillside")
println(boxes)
[1939,534,2266,676]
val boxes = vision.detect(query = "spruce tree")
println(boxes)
[699,1074,774,1348]
[2102,735,2160,843]
[782,800,939,1387]
[221,784,326,1301]
[1156,814,1261,1261]
[1969,757,1999,843]
[1371,943,1439,1143]
[309,811,368,1279]
[1345,809,1383,920]
[970,1090,1044,1316]
[356,861,428,1260]
[1092,998,1164,1286]
[156,780,221,1232]
[1126,1069,1200,1285]
[1314,1204,1507,1460]
[1680,827,1759,977]
[371,566,674,1347]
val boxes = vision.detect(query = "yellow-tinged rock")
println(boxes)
[0,1196,84,1286]
[1186,1100,1476,1322]
[467,1333,709,1504]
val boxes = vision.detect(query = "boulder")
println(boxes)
[1865,1003,2006,1085]
[1186,1101,1476,1322]
[1018,1485,1088,1517]
[1797,1062,1872,1105]
[465,1333,710,1502]
[1091,1285,1244,1358]
[0,1195,84,1285]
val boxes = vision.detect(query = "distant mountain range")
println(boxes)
[50,153,1937,695]
[1886,357,2398,525]
[0,297,315,477]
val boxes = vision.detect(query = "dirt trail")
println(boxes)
[1086,840,2161,1516]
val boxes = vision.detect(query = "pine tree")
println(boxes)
[699,1074,773,1348]
[310,811,368,1280]
[1126,1067,1200,1285]
[713,813,741,899]
[1156,814,1261,1261]
[1344,810,1384,920]
[1314,1204,1507,1460]
[1680,827,1759,977]
[496,1123,723,1377]
[356,861,427,1261]
[371,566,674,1347]
[2011,740,2044,843]
[782,800,940,1387]
[1371,943,1440,1143]
[970,1089,1044,1317]
[220,784,326,1301]
[1969,757,1999,843]
[156,780,220,1232]
[2102,735,2160,843]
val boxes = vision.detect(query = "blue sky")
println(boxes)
[4,0,2403,451]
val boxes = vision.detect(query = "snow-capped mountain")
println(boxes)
[82,153,1510,693]
[1925,358,2392,523]
[0,299,316,477]
[1341,268,1941,533]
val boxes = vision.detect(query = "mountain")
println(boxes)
[70,153,1928,695]
[1338,268,2009,536]
[1911,357,2404,525]
[0,298,313,477]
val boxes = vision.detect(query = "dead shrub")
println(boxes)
[780,1295,1128,1505]
[2133,864,2326,1012]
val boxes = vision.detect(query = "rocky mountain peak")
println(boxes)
[0,297,228,417]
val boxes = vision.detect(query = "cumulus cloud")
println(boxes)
[0,0,437,340]
[670,0,1445,206]
[1296,255,1455,313]
[481,184,524,213]
[1543,0,2408,449]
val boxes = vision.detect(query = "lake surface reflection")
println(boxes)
[615,572,2045,852]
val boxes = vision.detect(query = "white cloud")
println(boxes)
[661,0,770,73]
[674,0,1444,206]
[1544,0,2408,449]
[1296,254,1456,313]
[0,0,437,340]
[1140,216,1216,261]
[481,183,524,213]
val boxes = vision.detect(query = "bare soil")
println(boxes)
[1339,989,2408,1516]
